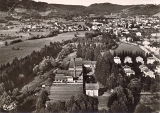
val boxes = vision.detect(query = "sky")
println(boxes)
[34,0,160,6]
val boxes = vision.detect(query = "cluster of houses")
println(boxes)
[114,56,158,64]
[19,20,88,33]
[114,55,159,78]
[114,56,145,64]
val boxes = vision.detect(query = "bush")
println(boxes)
[10,39,22,44]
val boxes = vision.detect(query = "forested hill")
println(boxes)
[86,3,130,14]
[0,0,160,17]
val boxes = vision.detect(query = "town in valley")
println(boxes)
[0,0,160,112]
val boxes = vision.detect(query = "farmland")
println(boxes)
[49,83,84,102]
[114,42,145,55]
[0,31,86,65]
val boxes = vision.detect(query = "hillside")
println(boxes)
[0,0,160,18]
[121,4,160,16]
[86,3,130,14]
[153,12,160,17]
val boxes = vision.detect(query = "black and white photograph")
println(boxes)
[0,0,160,112]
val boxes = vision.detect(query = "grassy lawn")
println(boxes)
[0,31,86,65]
[49,84,84,102]
[0,27,20,35]
[114,42,145,55]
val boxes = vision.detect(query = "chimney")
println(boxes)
[74,58,76,78]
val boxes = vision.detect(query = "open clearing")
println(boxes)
[49,83,83,102]
[114,42,145,55]
[0,31,86,65]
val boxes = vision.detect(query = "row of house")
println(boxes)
[114,56,157,64]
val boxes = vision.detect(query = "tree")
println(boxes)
[36,98,44,112]
[134,103,152,113]
[76,43,82,57]
[0,83,5,95]
[108,86,134,113]
[128,78,141,94]
[71,103,80,113]
[5,41,8,46]
[110,100,128,113]
[12,88,19,97]
[94,45,101,61]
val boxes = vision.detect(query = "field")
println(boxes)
[49,83,84,102]
[114,42,145,55]
[0,31,86,65]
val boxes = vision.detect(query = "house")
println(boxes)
[85,83,99,96]
[139,64,148,72]
[143,41,150,45]
[125,69,135,76]
[123,65,131,72]
[136,32,142,37]
[136,56,144,64]
[114,56,121,64]
[124,56,132,63]
[123,65,135,76]
[147,57,156,64]
[143,69,155,78]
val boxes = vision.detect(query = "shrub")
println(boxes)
[10,39,22,44]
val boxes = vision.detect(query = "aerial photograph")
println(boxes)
[0,0,160,112]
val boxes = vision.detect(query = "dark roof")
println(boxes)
[56,70,69,74]
[55,76,67,80]
[85,83,99,90]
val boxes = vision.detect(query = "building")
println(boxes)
[114,56,121,64]
[124,56,132,63]
[143,69,155,78]
[85,83,99,96]
[123,65,135,76]
[147,57,156,64]
[155,65,160,74]
[123,65,131,72]
[136,56,144,64]
[125,69,135,76]
[139,64,148,72]
[69,58,83,78]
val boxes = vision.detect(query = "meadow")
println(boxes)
[114,42,145,55]
[0,31,86,65]
[49,84,84,102]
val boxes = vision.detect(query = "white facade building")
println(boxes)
[124,56,133,63]
[114,56,121,64]
[85,83,99,97]
[136,56,144,64]
[143,69,155,78]
[147,57,156,64]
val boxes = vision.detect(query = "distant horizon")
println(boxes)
[34,0,160,6]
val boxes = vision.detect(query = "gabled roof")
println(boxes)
[139,64,147,69]
[123,65,131,69]
[55,76,67,80]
